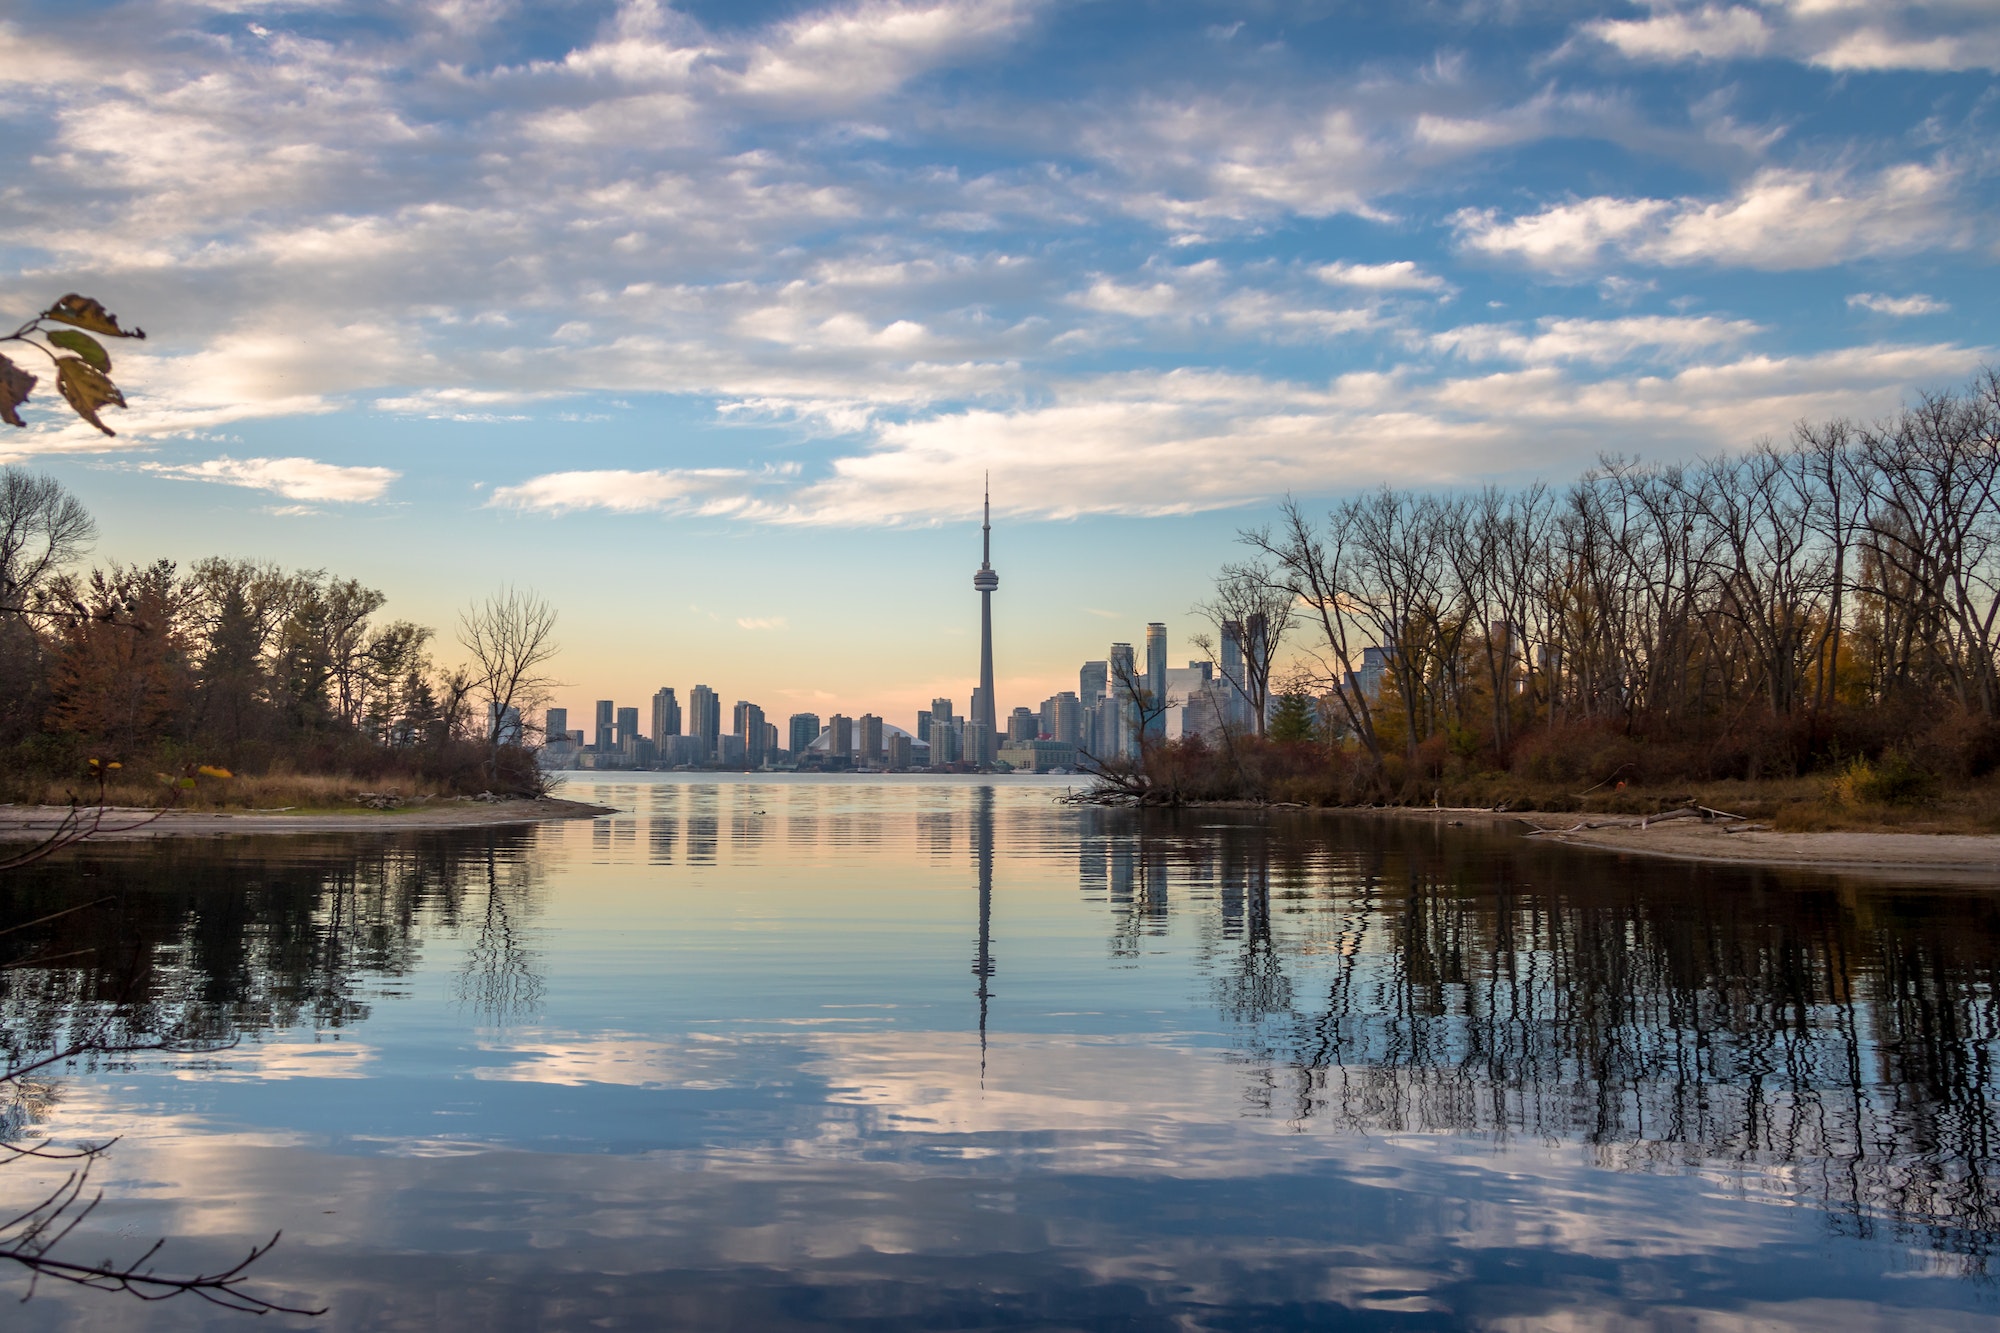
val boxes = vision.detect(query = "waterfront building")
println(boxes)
[489,703,522,745]
[616,706,640,748]
[1040,691,1081,745]
[763,721,780,764]
[652,688,681,742]
[1220,620,1251,732]
[828,713,853,760]
[789,712,821,757]
[970,478,1000,763]
[964,719,993,768]
[1008,707,1036,744]
[1145,622,1168,743]
[859,713,883,764]
[931,720,960,765]
[916,712,931,743]
[545,707,568,745]
[689,685,721,759]
[719,734,747,765]
[594,699,615,752]
[1109,642,1138,760]
[886,732,912,769]
[733,701,766,766]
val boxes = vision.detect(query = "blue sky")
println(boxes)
[3,0,1996,726]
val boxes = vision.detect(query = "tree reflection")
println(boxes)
[1080,811,2000,1272]
[453,842,546,1026]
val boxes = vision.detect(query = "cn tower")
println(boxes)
[972,475,998,745]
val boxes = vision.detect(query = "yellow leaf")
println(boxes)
[55,358,125,437]
[47,329,110,371]
[197,765,233,779]
[0,354,33,428]
[42,294,146,340]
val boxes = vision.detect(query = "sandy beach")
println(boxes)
[0,796,616,842]
[1372,807,2000,880]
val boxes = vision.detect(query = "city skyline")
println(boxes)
[5,1,1994,725]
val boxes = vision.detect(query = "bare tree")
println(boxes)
[0,468,96,613]
[1191,560,1294,740]
[457,587,562,759]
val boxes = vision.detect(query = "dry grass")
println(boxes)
[12,768,454,813]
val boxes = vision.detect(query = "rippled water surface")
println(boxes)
[6,774,2000,1329]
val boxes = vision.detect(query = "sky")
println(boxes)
[2,0,1996,730]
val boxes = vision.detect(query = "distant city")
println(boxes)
[535,487,1270,775]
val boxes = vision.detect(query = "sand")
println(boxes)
[0,796,616,843]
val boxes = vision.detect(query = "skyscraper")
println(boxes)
[594,699,614,752]
[859,713,883,764]
[652,688,680,742]
[789,712,821,758]
[971,477,999,761]
[1109,642,1137,760]
[545,707,568,744]
[828,713,853,760]
[733,701,766,767]
[1145,622,1168,742]
[689,685,721,760]
[616,706,640,748]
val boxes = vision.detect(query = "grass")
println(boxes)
[8,769,457,813]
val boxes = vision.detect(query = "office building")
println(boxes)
[733,701,766,766]
[594,699,614,752]
[1008,707,1036,744]
[652,688,680,742]
[1220,619,1252,732]
[1109,642,1138,760]
[544,707,568,745]
[970,479,1000,758]
[689,685,721,759]
[489,703,522,745]
[1040,691,1081,745]
[859,713,883,764]
[789,712,821,757]
[616,706,640,748]
[917,711,932,743]
[1145,622,1168,742]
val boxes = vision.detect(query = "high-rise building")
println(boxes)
[1079,661,1106,710]
[970,478,999,758]
[1221,619,1250,732]
[917,712,932,743]
[1040,691,1081,744]
[1008,707,1036,744]
[1145,622,1168,742]
[616,706,640,748]
[1244,612,1269,733]
[964,719,993,768]
[931,719,959,764]
[1109,642,1138,760]
[763,721,779,763]
[789,712,821,758]
[594,699,615,752]
[652,688,680,742]
[489,703,522,745]
[545,707,568,745]
[733,701,766,767]
[828,713,853,760]
[886,732,912,769]
[689,685,721,760]
[859,713,883,764]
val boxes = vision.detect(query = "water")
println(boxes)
[4,774,2000,1329]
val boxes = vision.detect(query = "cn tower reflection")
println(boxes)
[972,784,995,1081]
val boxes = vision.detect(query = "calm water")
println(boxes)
[5,774,2000,1329]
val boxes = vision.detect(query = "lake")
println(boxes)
[4,774,2000,1329]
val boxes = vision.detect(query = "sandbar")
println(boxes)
[0,796,615,842]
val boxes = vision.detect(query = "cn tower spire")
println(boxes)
[971,474,999,761]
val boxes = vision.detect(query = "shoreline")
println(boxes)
[1344,805,2000,880]
[0,796,616,843]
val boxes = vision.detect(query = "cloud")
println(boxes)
[1454,164,1970,273]
[1577,2,2000,72]
[1846,291,1949,317]
[736,616,788,630]
[139,455,399,501]
[487,466,785,516]
[1315,261,1450,293]
[1430,315,1762,365]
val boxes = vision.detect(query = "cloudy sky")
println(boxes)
[3,0,1995,726]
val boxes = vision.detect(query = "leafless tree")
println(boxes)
[458,587,562,752]
[0,469,96,613]
[1190,560,1294,740]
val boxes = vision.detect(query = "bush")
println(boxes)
[1833,750,1939,808]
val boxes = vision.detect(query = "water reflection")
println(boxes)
[3,781,2000,1325]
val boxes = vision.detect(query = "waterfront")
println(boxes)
[4,774,2000,1329]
